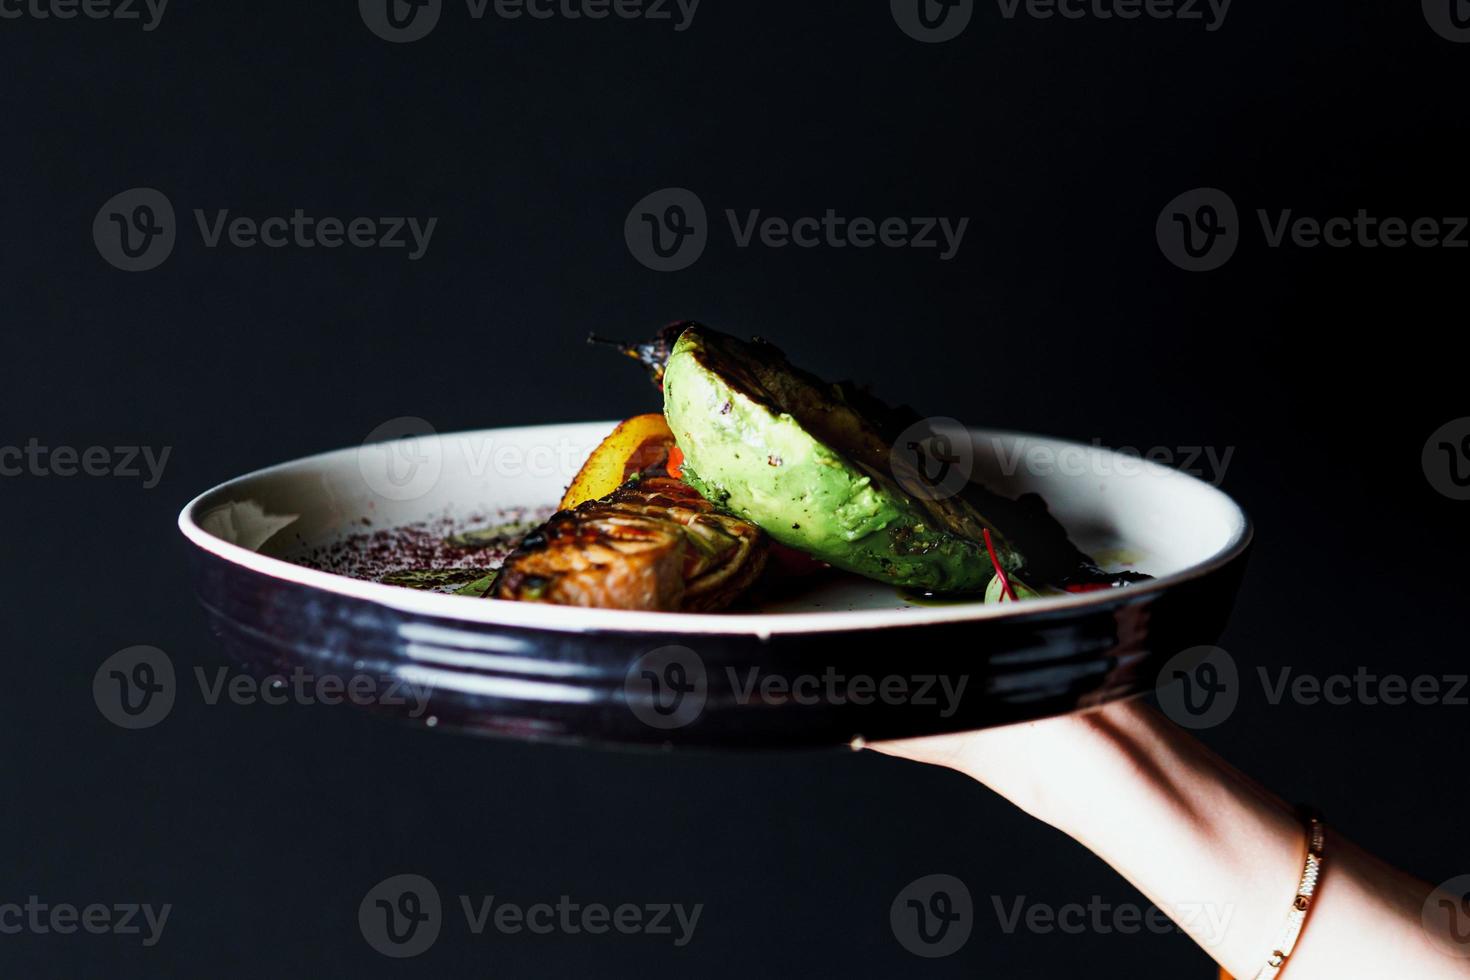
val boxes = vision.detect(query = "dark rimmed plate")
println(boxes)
[178,422,1251,748]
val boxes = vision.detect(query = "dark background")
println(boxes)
[3,0,1468,976]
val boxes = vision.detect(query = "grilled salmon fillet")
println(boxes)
[492,477,767,611]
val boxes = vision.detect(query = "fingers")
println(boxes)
[865,732,984,773]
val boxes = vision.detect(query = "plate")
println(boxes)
[178,421,1251,748]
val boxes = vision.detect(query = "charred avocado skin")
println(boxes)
[662,326,1017,592]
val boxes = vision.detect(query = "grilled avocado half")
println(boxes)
[662,325,1018,592]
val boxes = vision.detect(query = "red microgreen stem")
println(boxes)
[982,528,1018,602]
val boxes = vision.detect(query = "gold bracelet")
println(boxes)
[1251,810,1326,980]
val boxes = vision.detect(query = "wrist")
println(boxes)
[950,698,1307,975]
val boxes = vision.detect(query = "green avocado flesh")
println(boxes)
[662,326,1019,592]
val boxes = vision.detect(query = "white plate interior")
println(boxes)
[181,422,1249,635]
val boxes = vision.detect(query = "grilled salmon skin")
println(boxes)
[492,477,767,611]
